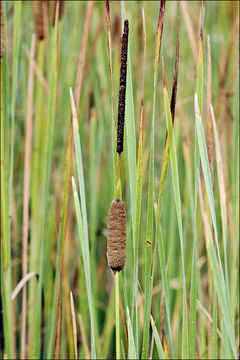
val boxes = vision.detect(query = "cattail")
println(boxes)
[116,19,129,154]
[0,0,4,58]
[107,199,126,273]
[33,1,45,41]
[53,0,65,26]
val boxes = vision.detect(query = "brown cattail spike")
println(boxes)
[107,199,126,272]
[33,1,45,41]
[116,19,129,154]
[0,0,4,58]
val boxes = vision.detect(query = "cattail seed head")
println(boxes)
[0,0,5,58]
[116,19,129,154]
[107,199,126,273]
[33,1,45,41]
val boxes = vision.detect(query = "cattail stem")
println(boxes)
[112,15,128,360]
[115,271,120,359]
[116,153,121,199]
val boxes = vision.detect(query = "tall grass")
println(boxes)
[0,1,239,359]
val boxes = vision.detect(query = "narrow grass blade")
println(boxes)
[150,316,165,360]
[100,287,115,359]
[212,290,218,359]
[62,268,75,359]
[89,110,101,270]
[70,291,78,360]
[105,0,118,195]
[21,33,36,360]
[210,105,229,292]
[163,76,188,358]
[0,265,14,359]
[149,328,154,360]
[28,39,46,352]
[119,295,128,354]
[195,95,223,280]
[232,75,239,212]
[72,175,96,358]
[1,3,14,358]
[9,1,22,232]
[206,35,213,181]
[189,12,204,357]
[230,75,239,325]
[196,16,203,113]
[47,122,73,358]
[131,7,146,356]
[222,316,231,359]
[0,0,5,59]
[160,292,168,357]
[142,3,165,358]
[32,14,59,358]
[78,314,91,360]
[54,279,62,360]
[70,88,96,358]
[70,89,89,258]
[0,0,9,271]
[127,307,136,359]
[2,4,22,357]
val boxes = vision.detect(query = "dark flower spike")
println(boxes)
[117,19,129,154]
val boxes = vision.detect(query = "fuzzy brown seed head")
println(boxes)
[33,1,45,41]
[107,199,126,273]
[0,0,4,58]
[116,19,129,154]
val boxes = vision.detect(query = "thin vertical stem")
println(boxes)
[115,272,120,360]
[21,33,35,360]
[70,291,78,360]
[116,154,121,199]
